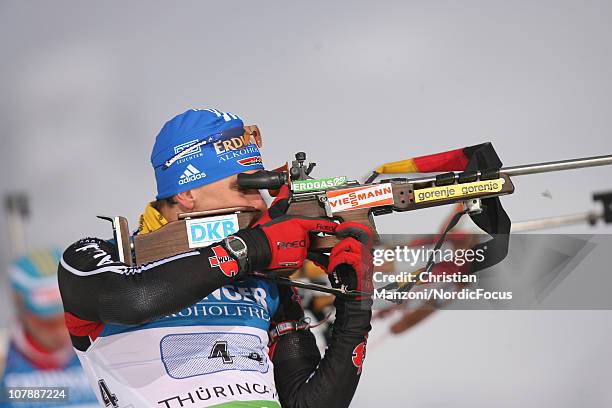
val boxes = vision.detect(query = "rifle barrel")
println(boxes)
[503,154,612,177]
[408,154,612,184]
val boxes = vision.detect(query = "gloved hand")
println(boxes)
[259,216,337,270]
[256,184,337,270]
[327,222,374,296]
[232,184,337,272]
[254,185,291,226]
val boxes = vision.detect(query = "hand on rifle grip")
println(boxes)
[254,185,291,226]
[323,222,375,297]
[259,216,338,271]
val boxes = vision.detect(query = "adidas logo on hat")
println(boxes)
[179,164,207,185]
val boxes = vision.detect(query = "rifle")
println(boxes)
[101,145,612,298]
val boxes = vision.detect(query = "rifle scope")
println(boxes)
[237,171,287,190]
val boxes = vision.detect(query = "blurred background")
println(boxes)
[0,0,611,406]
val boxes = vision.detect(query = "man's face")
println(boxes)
[189,171,267,214]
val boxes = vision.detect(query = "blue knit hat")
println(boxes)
[151,109,264,199]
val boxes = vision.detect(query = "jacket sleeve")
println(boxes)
[272,298,372,408]
[57,235,267,326]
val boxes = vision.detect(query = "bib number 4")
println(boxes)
[98,379,118,408]
[209,340,233,364]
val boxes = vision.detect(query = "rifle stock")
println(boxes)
[133,207,261,265]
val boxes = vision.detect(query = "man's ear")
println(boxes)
[174,190,196,210]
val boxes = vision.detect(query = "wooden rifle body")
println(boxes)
[110,173,515,267]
